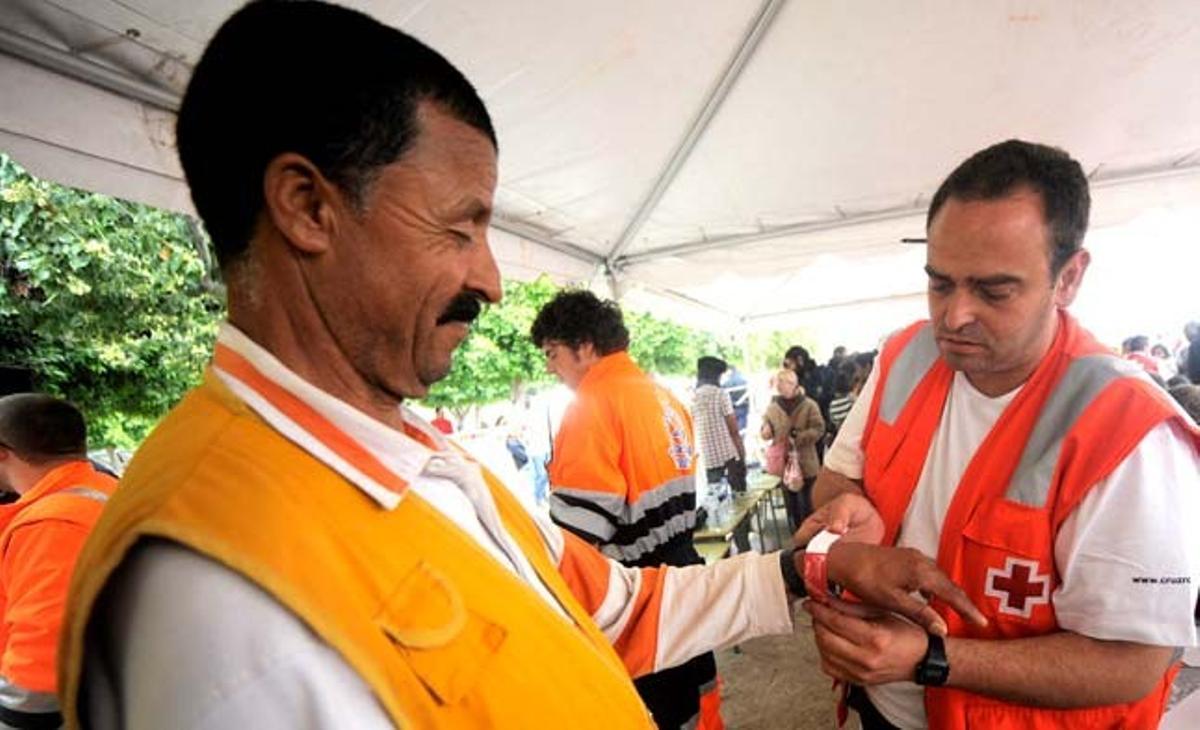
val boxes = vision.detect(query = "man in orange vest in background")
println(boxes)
[0,394,113,728]
[531,289,721,729]
[57,3,989,727]
[809,140,1200,729]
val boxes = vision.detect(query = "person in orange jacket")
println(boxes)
[809,140,1200,729]
[0,394,114,728]
[532,289,723,729]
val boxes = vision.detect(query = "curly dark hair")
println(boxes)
[530,290,630,355]
[927,139,1090,276]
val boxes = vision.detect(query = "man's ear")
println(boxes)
[577,342,597,362]
[261,153,343,255]
[1053,248,1090,308]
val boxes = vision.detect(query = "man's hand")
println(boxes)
[794,492,884,546]
[805,600,929,685]
[823,542,987,635]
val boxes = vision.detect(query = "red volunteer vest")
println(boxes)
[862,312,1199,729]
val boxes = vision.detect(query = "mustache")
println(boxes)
[436,293,485,326]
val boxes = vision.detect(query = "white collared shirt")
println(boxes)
[81,323,793,729]
[213,324,569,616]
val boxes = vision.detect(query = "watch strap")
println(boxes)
[779,548,807,598]
[915,632,950,686]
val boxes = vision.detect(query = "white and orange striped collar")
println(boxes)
[210,323,449,510]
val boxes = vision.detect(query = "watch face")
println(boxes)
[917,660,950,686]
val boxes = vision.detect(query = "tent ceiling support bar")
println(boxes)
[0,32,600,270]
[603,0,785,265]
[491,218,603,265]
[0,26,180,111]
[630,283,736,320]
[619,205,926,267]
[618,157,1200,268]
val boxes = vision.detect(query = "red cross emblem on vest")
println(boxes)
[984,557,1050,619]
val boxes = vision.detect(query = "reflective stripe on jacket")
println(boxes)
[549,351,699,567]
[59,376,659,729]
[0,461,113,728]
[861,312,1199,729]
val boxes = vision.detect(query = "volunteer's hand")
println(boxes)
[794,492,884,546]
[824,542,988,636]
[805,600,929,685]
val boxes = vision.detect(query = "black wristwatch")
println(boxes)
[779,548,807,598]
[914,633,950,686]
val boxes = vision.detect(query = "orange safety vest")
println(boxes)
[861,312,1199,729]
[549,351,698,566]
[0,460,113,724]
[59,376,655,729]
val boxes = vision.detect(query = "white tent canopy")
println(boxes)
[3,0,1200,347]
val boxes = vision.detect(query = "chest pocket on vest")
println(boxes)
[959,500,1058,636]
[377,560,508,705]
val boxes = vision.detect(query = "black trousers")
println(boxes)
[633,651,718,729]
[846,685,901,730]
[705,457,747,493]
[782,476,816,532]
[627,541,719,728]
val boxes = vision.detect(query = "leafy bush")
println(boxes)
[0,154,224,447]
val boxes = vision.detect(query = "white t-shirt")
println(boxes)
[825,364,1200,729]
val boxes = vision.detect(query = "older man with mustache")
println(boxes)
[811,140,1200,729]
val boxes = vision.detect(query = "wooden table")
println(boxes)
[694,477,786,564]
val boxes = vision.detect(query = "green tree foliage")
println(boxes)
[744,328,819,372]
[0,153,773,444]
[424,276,560,413]
[425,278,743,413]
[0,154,224,447]
[626,311,739,376]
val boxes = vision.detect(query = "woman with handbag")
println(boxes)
[760,368,825,532]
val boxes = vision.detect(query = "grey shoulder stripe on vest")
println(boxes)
[552,475,696,526]
[548,494,618,543]
[880,325,940,425]
[59,485,111,504]
[0,676,60,713]
[1006,354,1144,506]
[601,511,697,563]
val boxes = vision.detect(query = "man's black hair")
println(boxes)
[783,345,812,377]
[927,139,1090,276]
[177,0,496,269]
[530,290,630,356]
[696,356,727,385]
[0,393,87,463]
[1170,384,1200,422]
[1127,335,1150,353]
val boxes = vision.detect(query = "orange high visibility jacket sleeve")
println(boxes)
[549,522,792,679]
[2,520,91,691]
